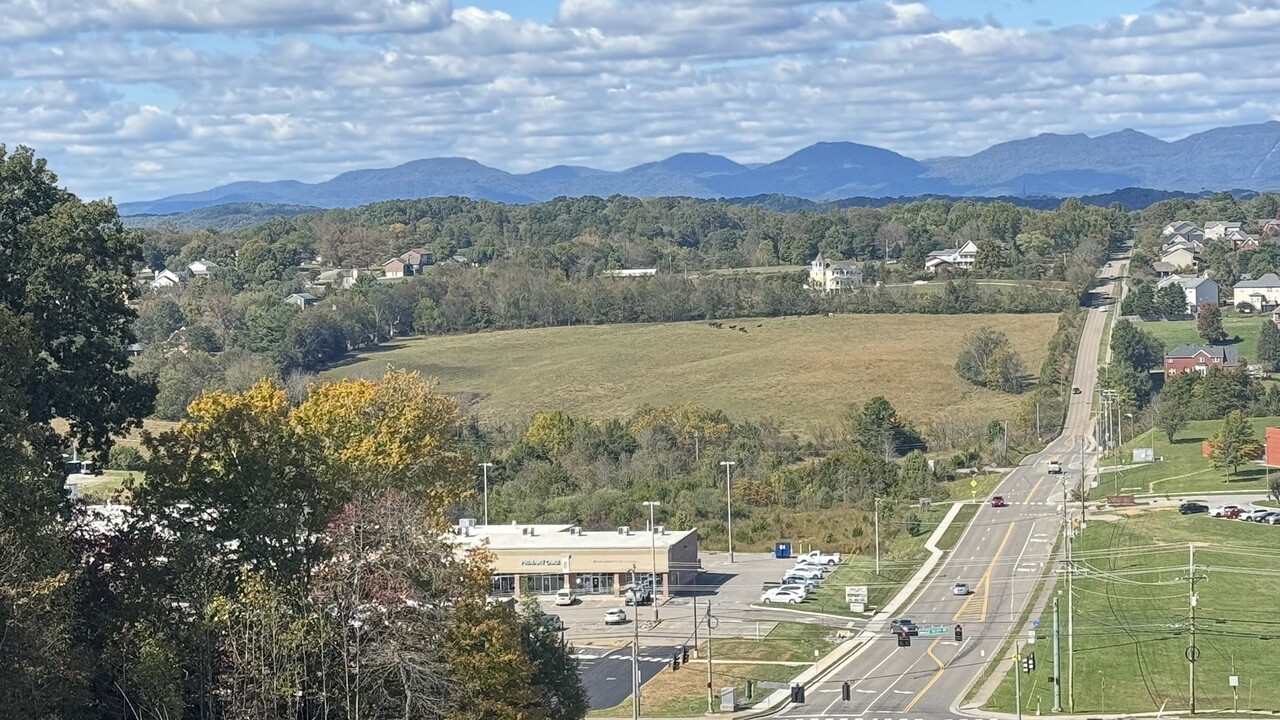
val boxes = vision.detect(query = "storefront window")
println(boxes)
[490,574,516,596]
[520,573,563,595]
[574,573,615,595]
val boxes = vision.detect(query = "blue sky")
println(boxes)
[1,0,1277,201]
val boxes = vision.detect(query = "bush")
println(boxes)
[107,445,145,471]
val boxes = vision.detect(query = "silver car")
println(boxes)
[953,582,970,596]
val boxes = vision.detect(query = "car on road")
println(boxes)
[952,582,970,596]
[1210,505,1241,517]
[1179,502,1209,515]
[554,588,578,606]
[1072,387,1082,395]
[991,496,1008,508]
[760,588,804,604]
[1047,460,1063,474]
[890,618,918,635]
[604,608,628,625]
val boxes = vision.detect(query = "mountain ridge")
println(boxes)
[118,121,1280,215]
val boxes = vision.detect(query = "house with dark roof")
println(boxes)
[1156,274,1218,314]
[1164,344,1244,376]
[284,292,318,309]
[1232,273,1280,311]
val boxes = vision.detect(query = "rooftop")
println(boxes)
[1166,344,1239,363]
[449,522,697,552]
[1234,273,1280,289]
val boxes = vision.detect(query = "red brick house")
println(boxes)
[1163,344,1244,376]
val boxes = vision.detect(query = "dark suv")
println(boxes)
[1179,502,1209,515]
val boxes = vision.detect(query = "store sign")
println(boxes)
[844,586,868,605]
[520,559,564,568]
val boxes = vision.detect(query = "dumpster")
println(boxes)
[774,541,792,559]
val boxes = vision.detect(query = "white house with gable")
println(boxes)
[1204,221,1243,240]
[924,241,978,273]
[1161,221,1204,244]
[808,254,863,290]
[1233,273,1280,311]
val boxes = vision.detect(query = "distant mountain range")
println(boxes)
[119,121,1280,216]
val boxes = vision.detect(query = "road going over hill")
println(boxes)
[775,262,1120,720]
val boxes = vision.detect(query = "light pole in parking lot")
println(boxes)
[479,461,493,525]
[642,500,661,622]
[720,461,736,563]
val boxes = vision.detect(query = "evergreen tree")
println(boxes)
[1197,303,1227,344]
[1111,319,1165,372]
[1155,284,1189,317]
[1208,410,1262,477]
[1257,319,1280,373]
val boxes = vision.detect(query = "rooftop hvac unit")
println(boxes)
[526,527,536,536]
[459,518,476,528]
[617,526,629,535]
[654,525,665,535]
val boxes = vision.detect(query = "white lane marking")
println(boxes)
[821,639,908,714]
[893,690,913,695]
[856,689,875,694]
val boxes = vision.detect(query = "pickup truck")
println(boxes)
[1047,460,1063,474]
[794,550,841,566]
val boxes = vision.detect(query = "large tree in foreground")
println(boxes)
[1208,411,1262,477]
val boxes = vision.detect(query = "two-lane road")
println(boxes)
[778,263,1121,720]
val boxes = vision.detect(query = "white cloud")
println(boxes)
[3,0,1280,200]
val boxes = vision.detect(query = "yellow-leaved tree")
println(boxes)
[291,368,473,521]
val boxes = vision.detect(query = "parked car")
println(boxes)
[788,565,826,580]
[1179,502,1209,515]
[795,550,842,566]
[623,583,652,606]
[953,582,970,596]
[991,496,1008,508]
[1243,508,1274,522]
[781,574,820,588]
[1224,507,1245,519]
[1258,512,1280,524]
[778,583,812,597]
[1047,460,1063,475]
[543,614,566,631]
[604,608,628,625]
[1210,505,1241,517]
[554,588,578,606]
[1267,514,1280,525]
[760,588,804,604]
[890,618,919,635]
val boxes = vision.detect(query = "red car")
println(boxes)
[991,496,1008,508]
[1224,507,1244,519]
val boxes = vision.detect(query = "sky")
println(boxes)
[3,0,1279,201]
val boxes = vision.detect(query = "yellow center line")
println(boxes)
[903,638,944,712]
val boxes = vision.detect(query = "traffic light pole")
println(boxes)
[1052,596,1062,712]
[1014,642,1024,720]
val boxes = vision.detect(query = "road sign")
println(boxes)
[1032,618,1041,628]
[970,479,978,488]
[920,625,949,636]
[844,586,868,605]
[1186,646,1200,663]
[1229,676,1239,687]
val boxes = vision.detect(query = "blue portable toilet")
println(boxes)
[774,541,792,559]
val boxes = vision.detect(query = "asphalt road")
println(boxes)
[775,263,1121,720]
[579,643,680,709]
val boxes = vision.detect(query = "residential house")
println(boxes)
[382,258,411,278]
[1204,221,1244,240]
[807,254,864,291]
[1259,219,1280,237]
[1225,227,1260,250]
[1159,244,1198,270]
[150,269,187,291]
[284,293,318,309]
[924,241,978,273]
[188,259,218,278]
[1232,273,1280,311]
[1164,344,1244,376]
[398,248,433,272]
[601,268,659,278]
[1157,275,1219,314]
[1161,221,1204,243]
[316,268,360,290]
[1151,261,1176,278]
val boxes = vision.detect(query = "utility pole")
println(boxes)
[1189,543,1199,715]
[874,497,882,575]
[479,462,493,525]
[1037,401,1041,440]
[643,501,661,622]
[1067,512,1075,710]
[705,599,715,715]
[691,597,700,659]
[693,431,700,463]
[1052,596,1062,712]
[1014,641,1024,720]
[720,461,736,563]
[632,598,641,720]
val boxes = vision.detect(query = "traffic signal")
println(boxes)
[682,646,689,664]
[954,624,963,642]
[1022,656,1032,674]
[672,652,680,670]
[897,630,911,647]
[791,685,806,704]
[842,682,851,701]
[1028,652,1036,671]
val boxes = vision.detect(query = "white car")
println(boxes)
[1210,505,1241,517]
[781,574,820,588]
[953,582,970,596]
[760,588,804,604]
[788,566,825,580]
[795,550,842,566]
[1242,508,1274,522]
[604,608,628,625]
[554,588,577,606]
[778,583,812,597]
[1047,460,1062,474]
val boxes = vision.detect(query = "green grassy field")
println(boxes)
[1139,315,1268,356]
[1098,416,1280,496]
[711,621,837,664]
[324,314,1059,433]
[983,510,1280,714]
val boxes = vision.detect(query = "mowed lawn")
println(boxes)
[1139,314,1268,355]
[983,510,1280,714]
[324,314,1059,431]
[1099,416,1280,496]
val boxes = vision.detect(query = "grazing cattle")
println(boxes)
[738,327,747,333]
[728,325,737,329]
[756,323,763,328]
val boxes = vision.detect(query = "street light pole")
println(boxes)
[643,500,661,622]
[479,462,493,525]
[874,497,882,575]
[720,461,736,563]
